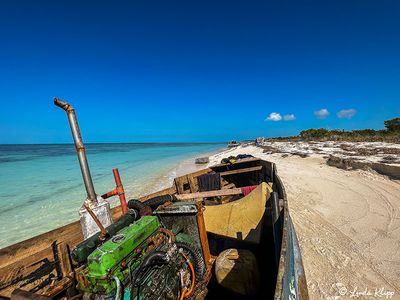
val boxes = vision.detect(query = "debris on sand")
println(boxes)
[195,157,210,164]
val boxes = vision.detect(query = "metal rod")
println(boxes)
[54,98,97,203]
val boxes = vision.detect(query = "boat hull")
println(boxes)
[0,158,308,299]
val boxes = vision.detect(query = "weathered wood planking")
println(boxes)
[175,188,244,200]
[11,289,52,300]
[187,174,198,193]
[174,168,212,194]
[222,182,236,189]
[210,157,260,168]
[174,176,186,194]
[219,165,262,176]
[1,247,57,296]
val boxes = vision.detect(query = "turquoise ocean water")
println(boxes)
[0,143,224,248]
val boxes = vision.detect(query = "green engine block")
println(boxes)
[77,216,161,294]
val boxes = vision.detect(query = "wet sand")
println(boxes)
[207,145,400,299]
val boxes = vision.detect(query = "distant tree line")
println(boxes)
[270,118,400,142]
[384,118,400,132]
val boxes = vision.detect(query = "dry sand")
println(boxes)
[207,145,400,300]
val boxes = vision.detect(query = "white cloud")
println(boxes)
[266,112,282,121]
[314,108,330,119]
[337,108,357,119]
[283,114,296,121]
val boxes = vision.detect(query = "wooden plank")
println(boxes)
[174,168,212,195]
[187,174,198,193]
[222,183,236,189]
[0,246,57,297]
[219,165,262,177]
[195,201,212,268]
[41,277,72,297]
[175,188,243,200]
[188,167,213,177]
[57,242,72,277]
[211,157,260,168]
[11,289,51,300]
[174,176,186,194]
[0,224,82,269]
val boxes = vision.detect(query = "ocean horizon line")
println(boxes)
[0,141,227,146]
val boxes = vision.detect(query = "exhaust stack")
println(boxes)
[54,98,96,202]
[54,98,112,239]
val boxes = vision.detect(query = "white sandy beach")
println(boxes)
[206,144,400,299]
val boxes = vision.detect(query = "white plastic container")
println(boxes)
[79,196,113,239]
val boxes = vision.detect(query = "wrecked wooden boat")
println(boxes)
[0,99,308,300]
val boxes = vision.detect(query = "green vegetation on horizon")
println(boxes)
[272,118,400,142]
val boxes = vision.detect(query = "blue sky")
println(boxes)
[0,0,399,143]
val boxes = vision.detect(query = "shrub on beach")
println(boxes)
[384,118,400,132]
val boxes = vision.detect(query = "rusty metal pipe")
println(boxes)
[101,168,128,214]
[112,168,128,214]
[101,189,118,199]
[54,98,97,204]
